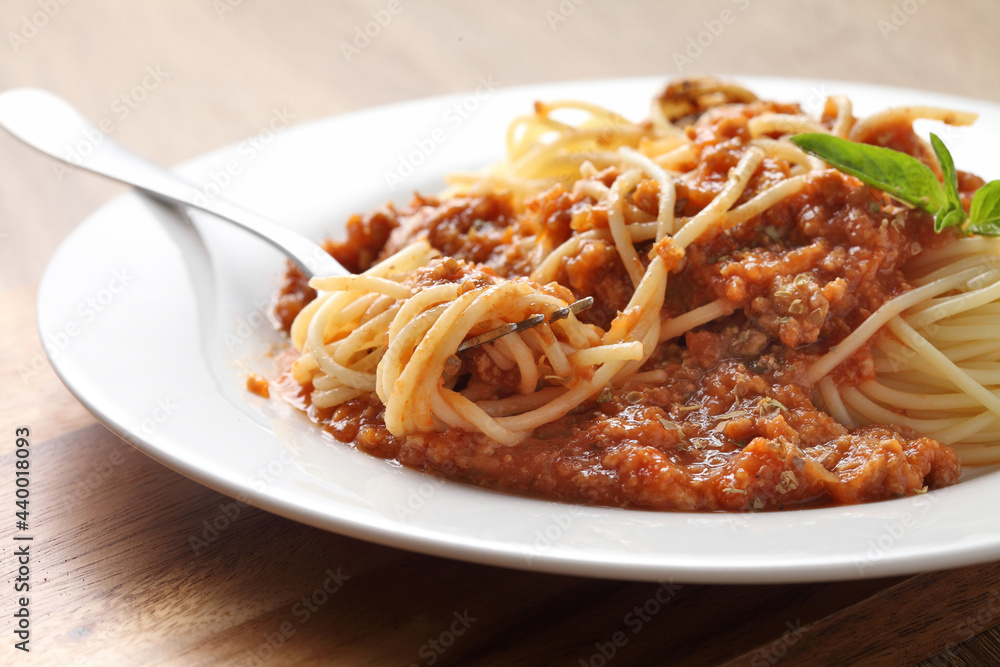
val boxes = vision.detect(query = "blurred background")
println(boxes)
[2,2,1000,664]
[0,0,996,291]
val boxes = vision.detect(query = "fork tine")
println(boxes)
[548,296,594,323]
[456,322,517,352]
[456,298,594,352]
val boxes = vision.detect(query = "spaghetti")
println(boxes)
[274,77,997,510]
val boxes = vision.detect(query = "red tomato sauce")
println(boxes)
[275,100,968,511]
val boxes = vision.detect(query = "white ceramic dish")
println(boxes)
[37,76,1000,583]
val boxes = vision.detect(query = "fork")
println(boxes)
[0,88,346,279]
[0,88,592,347]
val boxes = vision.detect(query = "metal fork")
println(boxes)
[0,88,591,347]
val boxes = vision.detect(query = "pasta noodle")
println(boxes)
[273,76,995,510]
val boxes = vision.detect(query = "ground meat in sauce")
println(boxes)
[275,97,965,511]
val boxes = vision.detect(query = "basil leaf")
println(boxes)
[791,133,945,213]
[930,133,961,206]
[967,181,1000,236]
[936,208,967,232]
[929,133,967,231]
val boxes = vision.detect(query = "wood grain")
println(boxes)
[2,1,1000,664]
[0,286,93,456]
[1,0,998,291]
[8,410,1000,665]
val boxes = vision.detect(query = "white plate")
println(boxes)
[38,76,1000,584]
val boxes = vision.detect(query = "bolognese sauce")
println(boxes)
[274,84,968,511]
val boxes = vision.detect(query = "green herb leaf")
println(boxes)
[790,133,945,213]
[929,133,967,231]
[930,134,961,206]
[791,131,1000,241]
[967,181,1000,236]
[937,208,967,232]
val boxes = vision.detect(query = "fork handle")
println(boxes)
[0,88,346,278]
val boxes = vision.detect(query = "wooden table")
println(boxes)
[2,1,1000,664]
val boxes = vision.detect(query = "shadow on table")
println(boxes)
[37,423,938,666]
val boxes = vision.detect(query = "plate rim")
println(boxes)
[36,74,1000,583]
